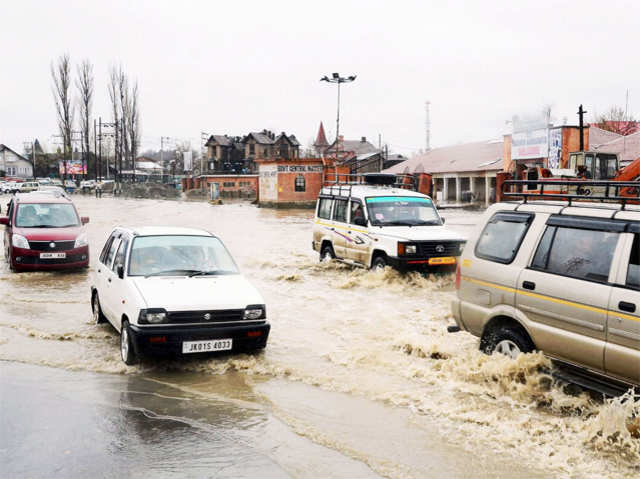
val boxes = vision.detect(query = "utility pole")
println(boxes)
[94,118,98,180]
[425,100,431,151]
[577,104,587,151]
[320,73,356,160]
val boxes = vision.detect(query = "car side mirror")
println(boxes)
[81,216,90,225]
[117,264,125,279]
[353,217,367,227]
[441,217,446,224]
[0,217,8,225]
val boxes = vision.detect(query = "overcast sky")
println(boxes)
[1,0,638,157]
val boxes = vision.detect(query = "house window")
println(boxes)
[249,143,255,155]
[223,182,235,187]
[209,162,214,170]
[295,174,305,192]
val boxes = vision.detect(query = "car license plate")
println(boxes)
[39,252,66,259]
[428,256,456,265]
[182,338,232,354]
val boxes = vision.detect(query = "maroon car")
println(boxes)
[1,193,90,271]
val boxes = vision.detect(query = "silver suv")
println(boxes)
[451,199,640,391]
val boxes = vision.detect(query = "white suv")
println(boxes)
[91,226,270,364]
[312,176,466,270]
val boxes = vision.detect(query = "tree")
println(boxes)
[594,106,637,135]
[127,81,140,176]
[51,54,74,179]
[118,68,130,177]
[108,66,121,180]
[76,59,94,179]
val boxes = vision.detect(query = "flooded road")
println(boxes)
[1,196,638,478]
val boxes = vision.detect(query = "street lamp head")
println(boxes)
[347,75,356,81]
[320,76,329,82]
[332,72,339,79]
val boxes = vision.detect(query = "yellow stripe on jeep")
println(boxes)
[461,275,640,323]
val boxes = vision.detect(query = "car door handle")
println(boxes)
[107,277,111,283]
[522,281,536,290]
[98,268,101,273]
[618,301,636,313]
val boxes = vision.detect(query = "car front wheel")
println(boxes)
[371,255,387,271]
[120,321,138,365]
[320,244,335,263]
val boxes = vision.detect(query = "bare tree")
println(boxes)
[128,81,140,174]
[118,69,130,177]
[108,66,120,180]
[76,59,94,178]
[51,54,75,179]
[594,106,637,135]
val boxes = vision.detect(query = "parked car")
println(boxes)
[312,174,466,270]
[450,199,640,392]
[37,177,52,185]
[64,179,76,193]
[2,181,18,194]
[15,181,40,194]
[80,180,96,190]
[1,193,90,271]
[91,226,270,364]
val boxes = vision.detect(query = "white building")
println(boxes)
[0,144,33,178]
[384,139,504,206]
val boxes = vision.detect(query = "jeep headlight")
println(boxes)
[139,308,168,324]
[12,234,30,249]
[74,232,88,248]
[244,305,266,320]
[406,244,417,254]
[398,242,416,255]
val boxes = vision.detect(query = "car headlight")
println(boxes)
[12,234,30,249]
[138,308,168,324]
[397,242,417,255]
[74,232,88,248]
[244,305,266,320]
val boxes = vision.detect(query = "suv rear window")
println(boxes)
[531,225,619,283]
[317,198,333,220]
[475,212,533,264]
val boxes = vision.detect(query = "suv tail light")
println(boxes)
[455,263,461,290]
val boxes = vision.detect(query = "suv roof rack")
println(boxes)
[502,179,640,209]
[322,172,416,197]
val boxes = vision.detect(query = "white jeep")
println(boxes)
[312,176,466,270]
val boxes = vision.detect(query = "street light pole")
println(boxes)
[320,72,356,160]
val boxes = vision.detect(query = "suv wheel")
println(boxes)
[483,326,534,359]
[371,255,387,271]
[320,244,335,263]
[120,321,138,365]
[92,293,107,324]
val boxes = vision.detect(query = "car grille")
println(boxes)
[18,254,86,264]
[167,309,245,324]
[28,240,76,251]
[415,241,463,257]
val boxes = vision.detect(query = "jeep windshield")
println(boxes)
[365,196,442,226]
[15,203,80,228]
[128,235,239,277]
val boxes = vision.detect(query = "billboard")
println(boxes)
[58,161,87,175]
[511,112,550,161]
[548,128,563,169]
[183,151,193,171]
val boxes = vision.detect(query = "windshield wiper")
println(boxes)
[145,269,200,278]
[188,270,218,277]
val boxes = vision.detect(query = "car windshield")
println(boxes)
[128,235,239,277]
[15,203,79,228]
[365,196,441,226]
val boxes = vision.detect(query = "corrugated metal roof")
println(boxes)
[384,140,504,175]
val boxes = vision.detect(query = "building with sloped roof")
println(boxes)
[1,144,34,178]
[384,140,503,205]
[591,130,640,167]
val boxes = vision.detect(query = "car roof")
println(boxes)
[321,184,430,200]
[116,226,214,237]
[494,200,640,218]
[14,193,73,204]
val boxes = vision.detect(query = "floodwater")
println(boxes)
[0,195,638,478]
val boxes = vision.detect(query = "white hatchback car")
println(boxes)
[91,226,270,364]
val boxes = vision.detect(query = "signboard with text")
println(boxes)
[512,128,548,160]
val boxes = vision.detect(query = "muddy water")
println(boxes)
[0,196,638,478]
